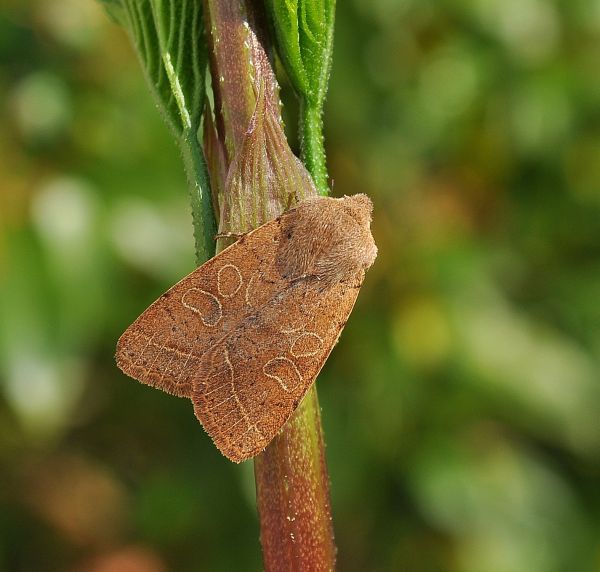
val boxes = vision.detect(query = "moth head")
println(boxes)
[277,194,377,284]
[340,194,377,271]
[344,193,373,220]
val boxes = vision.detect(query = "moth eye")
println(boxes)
[286,232,293,239]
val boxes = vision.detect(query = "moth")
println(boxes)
[116,194,377,462]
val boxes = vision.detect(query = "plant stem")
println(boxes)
[202,0,261,161]
[254,93,336,570]
[202,2,336,569]
[255,388,336,570]
[300,100,329,196]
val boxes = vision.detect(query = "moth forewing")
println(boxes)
[115,194,377,462]
[192,275,364,462]
[115,219,283,399]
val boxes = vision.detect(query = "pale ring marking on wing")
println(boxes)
[217,264,243,298]
[290,332,324,358]
[263,356,303,392]
[181,288,223,327]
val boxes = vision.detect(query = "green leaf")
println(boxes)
[266,0,336,107]
[266,0,336,195]
[267,0,335,105]
[97,0,216,263]
[121,0,206,138]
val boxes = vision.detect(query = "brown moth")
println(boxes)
[116,194,377,462]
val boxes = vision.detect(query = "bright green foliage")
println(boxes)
[100,0,215,262]
[116,0,206,138]
[266,0,336,194]
[266,0,336,107]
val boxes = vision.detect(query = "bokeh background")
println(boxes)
[2,0,600,570]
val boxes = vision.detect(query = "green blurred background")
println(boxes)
[2,0,600,570]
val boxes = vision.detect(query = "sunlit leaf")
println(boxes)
[266,0,336,106]
[120,0,206,137]
[97,0,216,262]
[265,0,336,194]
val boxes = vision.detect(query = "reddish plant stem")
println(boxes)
[203,0,254,159]
[203,0,277,164]
[202,1,336,570]
[255,389,336,571]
